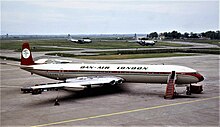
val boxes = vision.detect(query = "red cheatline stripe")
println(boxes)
[32,69,198,77]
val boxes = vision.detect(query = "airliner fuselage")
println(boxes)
[22,64,204,85]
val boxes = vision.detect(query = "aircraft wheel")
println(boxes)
[186,86,191,95]
[190,85,203,94]
[186,91,191,95]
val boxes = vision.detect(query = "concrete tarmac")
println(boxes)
[0,54,219,126]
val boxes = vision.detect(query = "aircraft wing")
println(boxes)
[31,82,85,90]
[23,76,124,94]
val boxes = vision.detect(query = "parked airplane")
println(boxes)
[134,33,156,46]
[19,42,204,98]
[67,35,92,43]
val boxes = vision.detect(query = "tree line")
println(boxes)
[148,30,219,40]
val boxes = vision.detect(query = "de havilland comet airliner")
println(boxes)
[18,42,204,98]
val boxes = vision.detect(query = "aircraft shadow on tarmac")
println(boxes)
[24,85,200,106]
[61,85,126,100]
[25,85,127,106]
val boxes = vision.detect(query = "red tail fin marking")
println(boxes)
[21,42,35,65]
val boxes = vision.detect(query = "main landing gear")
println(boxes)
[54,90,60,106]
[54,98,60,106]
[186,85,191,95]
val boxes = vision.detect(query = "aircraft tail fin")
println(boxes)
[67,34,72,40]
[21,42,35,65]
[134,33,138,40]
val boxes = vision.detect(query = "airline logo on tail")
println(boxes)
[21,42,34,65]
[22,48,30,59]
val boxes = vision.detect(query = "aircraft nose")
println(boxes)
[197,73,204,82]
[199,75,204,82]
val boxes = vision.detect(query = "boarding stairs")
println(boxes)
[164,71,176,99]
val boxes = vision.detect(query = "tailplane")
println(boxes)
[21,42,35,65]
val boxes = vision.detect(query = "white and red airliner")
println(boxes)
[19,42,204,97]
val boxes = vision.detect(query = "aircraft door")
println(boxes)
[59,68,64,79]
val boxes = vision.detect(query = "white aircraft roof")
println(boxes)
[31,64,196,73]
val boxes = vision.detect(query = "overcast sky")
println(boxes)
[1,0,219,35]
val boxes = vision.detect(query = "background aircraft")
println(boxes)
[19,42,204,99]
[67,34,92,43]
[133,33,157,46]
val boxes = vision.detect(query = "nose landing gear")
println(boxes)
[186,84,203,95]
